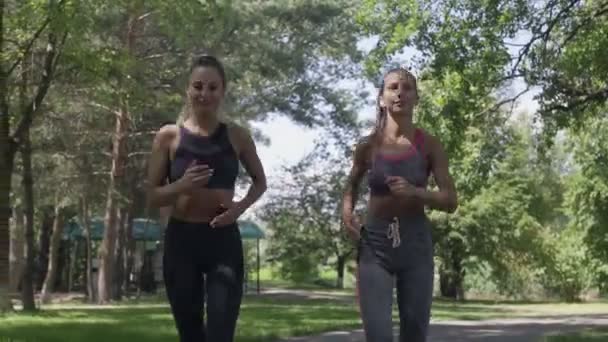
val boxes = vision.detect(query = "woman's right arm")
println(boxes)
[341,140,369,236]
[146,125,186,208]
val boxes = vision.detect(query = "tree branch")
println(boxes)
[510,0,581,75]
[473,86,531,119]
[127,151,150,158]
[542,87,608,113]
[11,30,63,150]
[560,5,608,48]
[6,18,51,77]
[137,11,155,22]
[88,102,122,118]
[494,72,526,85]
[51,151,111,160]
[57,171,112,180]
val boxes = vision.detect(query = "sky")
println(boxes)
[242,34,541,218]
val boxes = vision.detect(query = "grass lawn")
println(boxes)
[1,295,607,342]
[543,328,608,341]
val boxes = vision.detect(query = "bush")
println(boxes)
[540,227,595,302]
[274,254,320,284]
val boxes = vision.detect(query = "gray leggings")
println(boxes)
[356,215,434,342]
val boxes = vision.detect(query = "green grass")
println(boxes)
[433,299,608,320]
[0,297,358,342]
[1,295,607,342]
[251,266,352,290]
[543,328,608,341]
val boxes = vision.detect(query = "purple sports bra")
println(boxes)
[367,128,431,196]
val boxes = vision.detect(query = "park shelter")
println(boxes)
[62,217,266,293]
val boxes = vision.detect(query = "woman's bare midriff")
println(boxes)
[167,127,238,223]
[366,195,425,220]
[171,188,235,222]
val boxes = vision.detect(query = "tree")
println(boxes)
[565,115,608,294]
[79,0,363,303]
[0,0,364,305]
[356,0,607,134]
[540,223,595,302]
[0,0,79,310]
[19,127,36,310]
[39,196,66,304]
[8,204,23,292]
[525,0,607,137]
[354,0,607,298]
[262,120,362,288]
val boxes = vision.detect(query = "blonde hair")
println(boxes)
[177,54,227,125]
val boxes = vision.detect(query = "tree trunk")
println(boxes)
[79,196,95,302]
[335,255,346,289]
[439,249,465,301]
[98,3,139,303]
[67,239,77,292]
[122,208,134,296]
[55,239,68,291]
[40,202,65,304]
[125,212,136,296]
[0,0,65,311]
[112,208,127,301]
[0,164,10,311]
[36,210,53,291]
[98,186,118,304]
[439,265,456,298]
[9,206,25,292]
[21,130,36,311]
[0,156,13,311]
[0,166,12,311]
[0,0,13,311]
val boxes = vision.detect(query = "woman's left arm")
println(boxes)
[415,134,458,213]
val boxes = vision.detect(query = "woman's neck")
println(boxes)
[187,112,219,135]
[384,111,414,140]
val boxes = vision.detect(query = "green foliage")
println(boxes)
[540,225,595,302]
[5,0,366,217]
[564,115,608,292]
[528,2,608,136]
[261,129,361,286]
[354,0,604,299]
[428,116,574,298]
[263,212,323,283]
[357,0,607,137]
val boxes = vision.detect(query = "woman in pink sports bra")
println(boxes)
[341,66,458,342]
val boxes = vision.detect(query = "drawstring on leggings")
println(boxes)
[386,217,401,248]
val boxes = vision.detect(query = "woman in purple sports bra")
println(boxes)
[341,66,458,342]
[146,55,267,342]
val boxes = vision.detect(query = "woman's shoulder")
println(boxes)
[154,123,179,148]
[224,120,252,141]
[223,120,255,156]
[415,127,441,148]
[352,135,374,165]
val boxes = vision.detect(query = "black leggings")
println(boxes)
[163,217,244,342]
